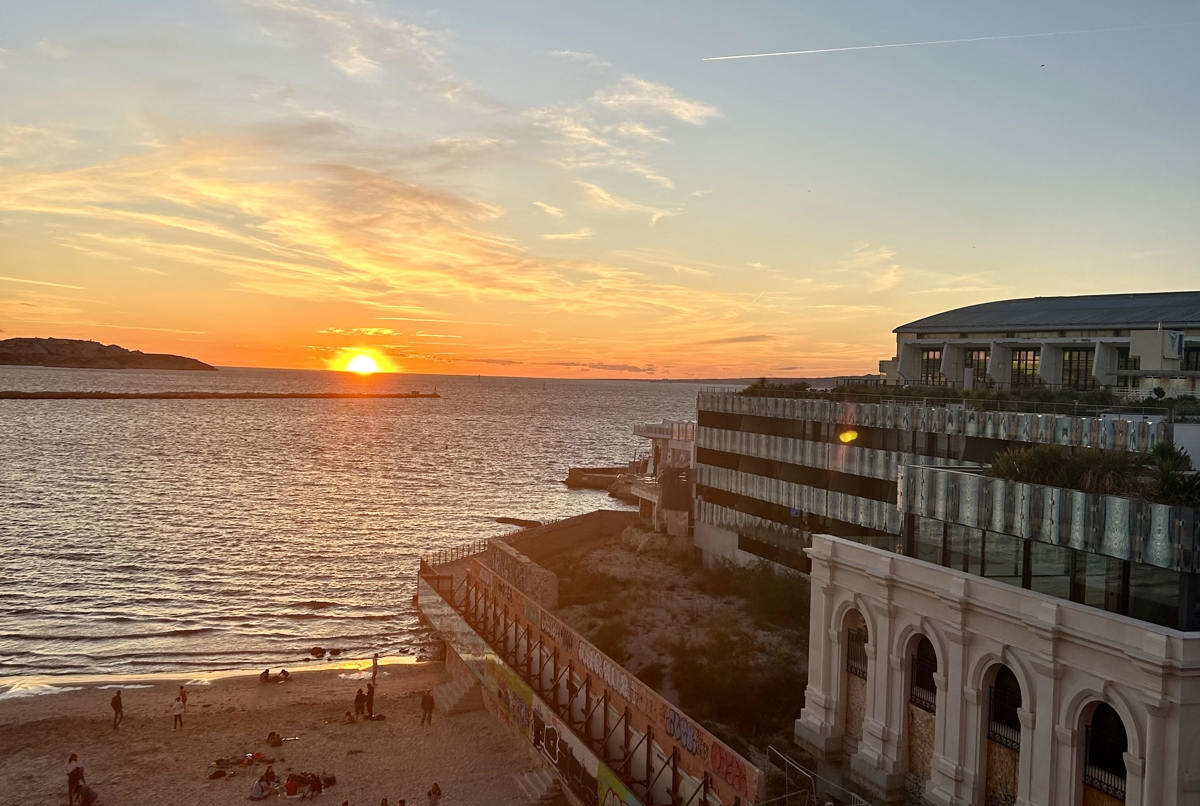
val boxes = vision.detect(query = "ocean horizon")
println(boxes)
[0,366,705,679]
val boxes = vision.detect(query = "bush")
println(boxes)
[591,618,631,663]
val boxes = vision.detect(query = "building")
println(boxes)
[629,419,695,538]
[690,292,1200,805]
[878,291,1200,396]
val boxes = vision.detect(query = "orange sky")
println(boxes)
[3,2,1196,378]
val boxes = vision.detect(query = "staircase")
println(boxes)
[515,767,566,805]
[431,675,484,715]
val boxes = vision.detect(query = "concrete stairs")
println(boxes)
[515,767,566,806]
[431,675,484,715]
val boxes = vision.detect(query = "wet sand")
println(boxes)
[0,659,534,805]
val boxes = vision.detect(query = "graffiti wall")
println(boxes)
[460,557,763,804]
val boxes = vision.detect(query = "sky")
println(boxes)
[1,1,1198,378]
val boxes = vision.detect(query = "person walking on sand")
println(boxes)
[111,690,123,729]
[354,688,366,718]
[178,684,188,709]
[366,682,375,718]
[372,652,379,685]
[171,695,185,730]
[65,753,85,805]
[427,782,442,806]
[420,690,434,725]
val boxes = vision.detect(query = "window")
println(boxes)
[1010,349,1041,387]
[964,349,989,385]
[909,636,937,713]
[1115,348,1140,373]
[987,666,1021,750]
[1185,347,1200,372]
[1083,703,1127,800]
[919,349,945,386]
[846,626,868,680]
[1061,348,1097,390]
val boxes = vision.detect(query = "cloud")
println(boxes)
[614,122,669,143]
[0,275,85,290]
[0,124,78,163]
[541,228,594,241]
[593,76,720,125]
[527,105,674,189]
[414,331,462,339]
[575,181,674,224]
[318,326,400,335]
[549,50,611,68]
[244,0,443,78]
[838,244,903,292]
[35,40,71,60]
[697,334,774,345]
[551,361,655,374]
[532,201,565,218]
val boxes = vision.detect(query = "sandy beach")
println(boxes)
[0,659,536,806]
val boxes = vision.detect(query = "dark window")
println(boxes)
[1185,347,1200,372]
[1061,348,1097,390]
[987,666,1021,750]
[1084,703,1127,800]
[1010,349,1041,388]
[919,349,945,386]
[846,626,868,680]
[909,636,937,713]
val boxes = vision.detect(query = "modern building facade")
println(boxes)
[629,420,695,538]
[692,293,1200,805]
[878,292,1200,396]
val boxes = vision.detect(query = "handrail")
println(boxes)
[766,746,869,806]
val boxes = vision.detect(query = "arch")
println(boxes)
[967,648,1035,716]
[893,617,947,673]
[1080,701,1129,802]
[829,592,877,643]
[1060,684,1143,760]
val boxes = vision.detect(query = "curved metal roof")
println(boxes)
[895,291,1200,333]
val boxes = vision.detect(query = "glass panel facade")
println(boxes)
[945,525,982,574]
[981,531,1023,588]
[1029,542,1072,599]
[1061,348,1097,390]
[1129,563,1179,628]
[1185,347,1200,372]
[1011,349,1041,388]
[919,349,945,386]
[915,519,943,565]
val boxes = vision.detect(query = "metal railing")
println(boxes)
[420,539,491,569]
[766,746,869,806]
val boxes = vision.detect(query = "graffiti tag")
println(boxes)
[665,709,698,754]
[711,744,748,795]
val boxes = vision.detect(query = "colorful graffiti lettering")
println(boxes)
[711,744,748,795]
[665,709,698,754]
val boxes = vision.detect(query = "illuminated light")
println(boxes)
[838,429,859,444]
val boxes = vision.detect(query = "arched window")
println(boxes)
[846,625,868,680]
[987,666,1021,749]
[910,636,936,713]
[1083,702,1127,801]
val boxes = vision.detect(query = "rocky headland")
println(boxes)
[0,337,215,371]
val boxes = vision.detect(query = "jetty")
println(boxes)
[0,391,441,400]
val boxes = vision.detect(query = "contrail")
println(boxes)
[703,22,1189,61]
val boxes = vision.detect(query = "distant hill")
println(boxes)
[0,338,216,371]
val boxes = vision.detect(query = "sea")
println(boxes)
[0,366,706,680]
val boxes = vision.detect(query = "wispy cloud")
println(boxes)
[318,326,401,335]
[614,121,669,142]
[838,244,903,292]
[244,0,442,78]
[35,39,71,60]
[575,181,674,224]
[532,201,566,218]
[0,275,85,291]
[541,228,594,241]
[551,360,655,373]
[593,76,720,125]
[549,50,611,68]
[697,334,774,345]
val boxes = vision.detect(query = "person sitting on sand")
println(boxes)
[263,765,277,784]
[342,710,355,724]
[260,668,270,683]
[279,668,291,681]
[249,775,276,801]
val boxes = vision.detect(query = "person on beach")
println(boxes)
[279,668,291,681]
[366,682,375,718]
[65,753,85,805]
[372,652,379,685]
[342,710,356,724]
[110,690,123,729]
[178,684,187,709]
[420,690,435,725]
[171,695,185,730]
[260,669,270,683]
[354,688,366,718]
[427,782,442,805]
[249,774,276,801]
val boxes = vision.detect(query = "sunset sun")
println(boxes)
[346,353,381,374]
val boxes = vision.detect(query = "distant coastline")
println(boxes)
[0,337,215,371]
